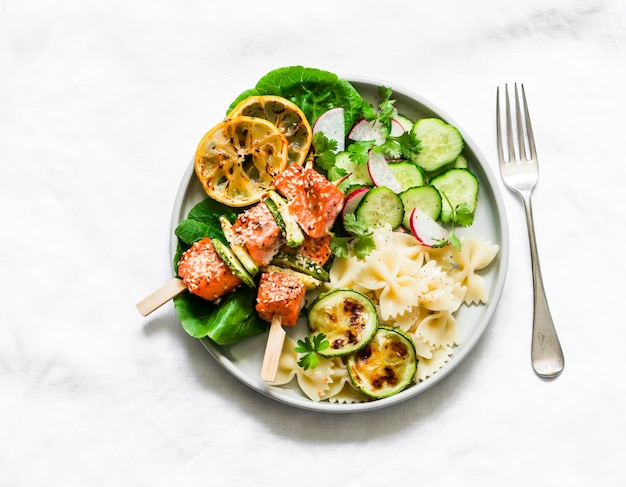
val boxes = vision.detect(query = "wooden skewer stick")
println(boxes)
[136,278,187,317]
[332,172,352,187]
[260,314,286,383]
[303,157,351,188]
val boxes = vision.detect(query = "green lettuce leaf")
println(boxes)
[173,197,241,265]
[174,286,267,344]
[228,66,364,133]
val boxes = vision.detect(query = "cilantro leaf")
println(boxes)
[360,99,377,121]
[375,85,396,126]
[374,131,422,160]
[312,132,338,172]
[453,202,475,227]
[331,213,376,259]
[329,235,352,259]
[295,333,330,370]
[431,194,476,250]
[352,235,376,259]
[347,140,375,165]
[342,212,368,235]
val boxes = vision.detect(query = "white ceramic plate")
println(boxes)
[170,77,509,413]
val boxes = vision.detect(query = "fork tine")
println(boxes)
[504,84,516,162]
[496,86,504,162]
[514,83,525,160]
[520,84,537,161]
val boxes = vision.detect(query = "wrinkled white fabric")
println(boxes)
[1,0,625,485]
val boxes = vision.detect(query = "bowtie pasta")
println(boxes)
[275,225,499,403]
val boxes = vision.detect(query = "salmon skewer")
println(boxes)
[273,164,345,239]
[136,237,242,316]
[137,198,286,317]
[138,166,343,382]
[230,201,285,267]
[256,271,307,382]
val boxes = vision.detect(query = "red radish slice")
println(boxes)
[342,187,369,222]
[409,208,449,247]
[349,118,381,142]
[367,150,403,193]
[390,119,405,136]
[313,107,345,153]
[348,118,405,143]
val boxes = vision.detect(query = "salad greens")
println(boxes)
[228,66,364,133]
[173,286,267,344]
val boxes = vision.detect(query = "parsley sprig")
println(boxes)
[295,333,330,370]
[330,213,376,259]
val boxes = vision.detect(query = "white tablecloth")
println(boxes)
[2,1,625,485]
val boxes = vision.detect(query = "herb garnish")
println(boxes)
[431,194,475,250]
[295,333,330,370]
[351,86,422,163]
[312,132,344,180]
[331,213,376,259]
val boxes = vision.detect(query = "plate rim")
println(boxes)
[169,75,510,413]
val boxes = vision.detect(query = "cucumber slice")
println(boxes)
[411,118,464,172]
[332,151,373,192]
[430,168,479,224]
[219,216,259,275]
[271,250,329,282]
[355,186,404,230]
[425,153,469,181]
[388,161,425,192]
[395,114,414,132]
[211,238,256,288]
[453,153,469,169]
[399,185,442,230]
[347,326,417,399]
[308,289,378,358]
[264,190,305,247]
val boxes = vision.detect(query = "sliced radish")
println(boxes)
[367,150,403,193]
[341,187,369,224]
[348,118,405,144]
[349,118,381,142]
[313,107,345,153]
[390,118,405,137]
[409,208,449,247]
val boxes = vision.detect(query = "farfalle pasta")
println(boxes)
[274,336,358,402]
[275,226,499,402]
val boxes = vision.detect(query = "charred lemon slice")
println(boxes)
[194,116,289,207]
[227,95,312,166]
[347,326,417,399]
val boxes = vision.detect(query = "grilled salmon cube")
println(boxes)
[255,271,306,327]
[177,237,241,301]
[296,234,333,265]
[281,234,333,266]
[273,164,344,238]
[231,201,285,267]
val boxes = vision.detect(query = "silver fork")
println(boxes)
[496,83,564,378]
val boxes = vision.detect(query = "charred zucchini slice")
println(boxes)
[307,289,378,357]
[347,326,417,399]
[211,238,256,288]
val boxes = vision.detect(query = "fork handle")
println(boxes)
[521,195,565,378]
